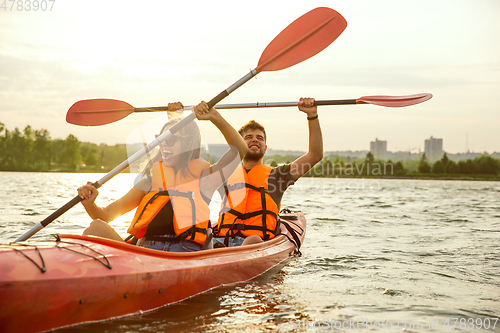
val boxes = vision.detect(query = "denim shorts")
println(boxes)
[142,239,202,253]
[213,236,246,247]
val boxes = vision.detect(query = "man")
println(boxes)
[213,97,323,247]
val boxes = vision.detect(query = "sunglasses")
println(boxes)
[155,134,178,147]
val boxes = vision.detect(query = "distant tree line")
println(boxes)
[265,151,500,178]
[417,153,500,175]
[0,122,128,172]
[2,121,499,177]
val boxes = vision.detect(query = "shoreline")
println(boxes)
[1,170,499,181]
[304,174,500,182]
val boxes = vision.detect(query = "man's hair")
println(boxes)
[238,120,267,142]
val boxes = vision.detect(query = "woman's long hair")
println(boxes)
[141,117,202,179]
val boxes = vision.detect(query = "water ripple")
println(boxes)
[2,174,500,331]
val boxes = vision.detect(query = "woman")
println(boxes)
[77,101,248,252]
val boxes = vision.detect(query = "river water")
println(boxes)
[1,172,499,332]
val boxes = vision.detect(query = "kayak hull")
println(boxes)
[0,212,305,333]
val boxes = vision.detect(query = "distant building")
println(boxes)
[424,136,443,161]
[370,138,387,159]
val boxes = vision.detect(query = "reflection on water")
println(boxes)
[1,172,158,242]
[57,265,301,333]
[2,173,500,332]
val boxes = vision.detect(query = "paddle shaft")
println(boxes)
[131,92,432,114]
[207,70,258,109]
[207,99,360,109]
[133,99,359,112]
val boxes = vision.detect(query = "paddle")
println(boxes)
[15,7,347,242]
[220,93,433,108]
[67,93,432,126]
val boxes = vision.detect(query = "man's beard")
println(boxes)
[244,149,264,161]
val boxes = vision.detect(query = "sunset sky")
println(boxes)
[1,0,499,154]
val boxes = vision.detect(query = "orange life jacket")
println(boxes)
[127,159,211,246]
[216,164,279,240]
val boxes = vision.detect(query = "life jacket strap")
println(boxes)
[245,183,270,193]
[130,191,165,231]
[133,189,208,242]
[166,189,199,240]
[218,222,279,241]
[218,170,276,241]
[235,209,278,222]
[176,225,208,239]
[221,224,269,246]
[259,186,268,240]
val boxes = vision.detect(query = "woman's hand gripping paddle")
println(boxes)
[16,7,347,242]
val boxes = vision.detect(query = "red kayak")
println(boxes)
[0,211,305,333]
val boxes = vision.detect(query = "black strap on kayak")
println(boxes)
[5,235,113,273]
[277,209,303,256]
[7,243,47,273]
[278,208,304,234]
[279,220,302,256]
[54,235,112,269]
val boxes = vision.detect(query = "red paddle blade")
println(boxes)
[66,99,135,126]
[257,7,347,72]
[357,93,433,107]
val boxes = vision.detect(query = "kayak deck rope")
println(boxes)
[5,235,113,273]
[5,243,47,273]
[54,235,112,269]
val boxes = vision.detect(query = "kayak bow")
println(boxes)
[0,212,305,333]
